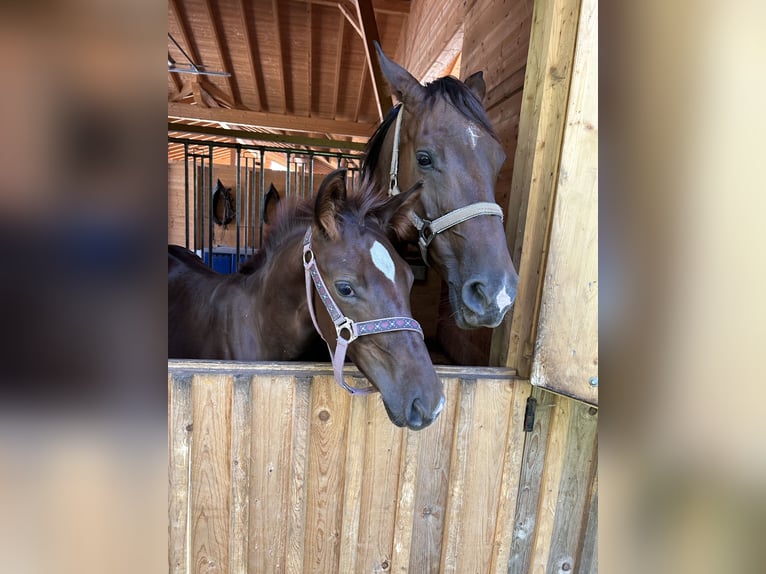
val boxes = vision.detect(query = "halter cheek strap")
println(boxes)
[302,227,423,395]
[388,103,405,197]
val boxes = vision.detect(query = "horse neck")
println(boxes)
[245,229,317,358]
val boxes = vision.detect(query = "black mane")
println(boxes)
[361,75,498,178]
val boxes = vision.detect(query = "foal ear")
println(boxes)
[463,71,486,103]
[375,41,426,105]
[314,169,348,240]
[377,181,423,242]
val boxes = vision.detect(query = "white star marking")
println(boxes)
[370,241,396,284]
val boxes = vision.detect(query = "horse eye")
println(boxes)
[416,152,432,168]
[334,282,355,298]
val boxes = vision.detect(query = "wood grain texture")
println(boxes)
[303,375,351,573]
[248,375,297,573]
[169,372,192,574]
[229,375,252,573]
[529,0,598,405]
[190,373,232,574]
[507,386,557,574]
[489,0,583,375]
[401,378,461,574]
[169,362,594,574]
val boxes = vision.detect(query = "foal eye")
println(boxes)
[416,151,432,168]
[334,282,355,298]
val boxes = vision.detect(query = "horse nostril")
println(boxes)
[408,398,429,428]
[462,278,490,314]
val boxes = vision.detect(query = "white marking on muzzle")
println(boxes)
[370,240,396,284]
[496,286,512,311]
[433,395,446,418]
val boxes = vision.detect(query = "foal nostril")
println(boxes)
[461,278,490,314]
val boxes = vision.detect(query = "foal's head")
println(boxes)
[308,170,445,430]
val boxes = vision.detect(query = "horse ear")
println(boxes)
[463,71,486,102]
[263,183,281,224]
[375,41,426,104]
[314,169,348,240]
[377,181,423,242]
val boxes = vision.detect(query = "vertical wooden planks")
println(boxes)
[303,374,351,573]
[354,395,406,571]
[248,375,298,573]
[229,375,252,573]
[285,376,312,574]
[529,0,598,405]
[488,379,529,573]
[169,372,192,574]
[190,373,232,574]
[489,0,583,374]
[507,386,557,574]
[544,401,598,573]
[450,378,515,573]
[337,393,369,573]
[400,378,460,574]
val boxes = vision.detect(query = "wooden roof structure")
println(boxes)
[168,0,415,155]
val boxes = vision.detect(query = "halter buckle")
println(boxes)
[335,318,358,344]
[418,220,436,248]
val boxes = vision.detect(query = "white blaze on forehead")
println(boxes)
[466,124,480,149]
[370,240,396,284]
[495,286,512,310]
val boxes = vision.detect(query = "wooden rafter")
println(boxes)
[338,2,363,37]
[307,1,313,116]
[168,0,203,72]
[292,0,411,15]
[332,11,346,120]
[355,0,391,121]
[202,0,239,106]
[354,60,368,122]
[271,0,289,114]
[168,103,376,138]
[238,0,263,111]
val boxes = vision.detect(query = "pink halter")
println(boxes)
[302,227,424,395]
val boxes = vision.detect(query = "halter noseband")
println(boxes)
[302,227,424,395]
[386,104,504,264]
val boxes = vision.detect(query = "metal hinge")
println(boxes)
[523,396,537,432]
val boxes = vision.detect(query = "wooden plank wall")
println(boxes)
[433,0,534,367]
[529,0,598,404]
[168,361,597,573]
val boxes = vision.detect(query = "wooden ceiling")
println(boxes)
[168,0,412,154]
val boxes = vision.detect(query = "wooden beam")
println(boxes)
[294,0,411,15]
[238,0,263,111]
[332,11,346,119]
[199,79,236,109]
[355,0,392,121]
[168,0,203,68]
[354,60,369,122]
[168,122,368,152]
[489,0,583,375]
[338,2,363,38]
[271,0,289,114]
[307,1,313,115]
[168,103,375,137]
[202,0,239,106]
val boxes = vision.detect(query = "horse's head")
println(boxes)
[372,44,520,329]
[307,169,445,430]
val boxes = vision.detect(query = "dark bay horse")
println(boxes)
[365,44,520,329]
[168,169,444,429]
